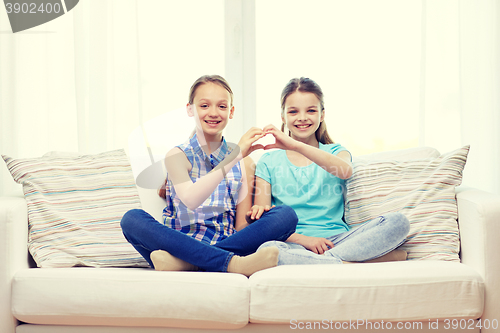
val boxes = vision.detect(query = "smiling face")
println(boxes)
[282,91,324,145]
[187,82,234,142]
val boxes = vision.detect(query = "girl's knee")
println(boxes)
[257,240,277,251]
[273,205,298,226]
[386,212,410,237]
[258,240,285,252]
[120,209,144,232]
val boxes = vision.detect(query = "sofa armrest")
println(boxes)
[0,197,29,333]
[456,187,500,330]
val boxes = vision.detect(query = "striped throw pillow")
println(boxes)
[344,146,470,261]
[2,150,149,268]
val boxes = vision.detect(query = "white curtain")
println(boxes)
[460,0,500,195]
[0,0,224,197]
[1,1,143,196]
[421,0,500,194]
[1,0,499,197]
[255,0,422,156]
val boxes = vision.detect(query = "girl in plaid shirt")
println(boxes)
[121,75,297,276]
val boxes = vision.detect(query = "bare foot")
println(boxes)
[150,250,197,271]
[227,247,279,277]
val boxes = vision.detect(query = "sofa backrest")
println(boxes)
[131,126,442,223]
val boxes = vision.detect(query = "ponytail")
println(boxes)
[158,179,167,199]
[315,121,334,145]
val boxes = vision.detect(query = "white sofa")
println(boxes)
[1,149,500,333]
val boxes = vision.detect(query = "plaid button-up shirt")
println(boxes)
[162,134,242,245]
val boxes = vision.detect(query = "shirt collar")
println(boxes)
[190,133,229,168]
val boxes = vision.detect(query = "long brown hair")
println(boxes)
[158,74,234,199]
[280,77,334,144]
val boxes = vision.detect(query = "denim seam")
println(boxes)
[279,230,296,242]
[223,252,235,272]
[280,251,343,265]
[129,242,153,253]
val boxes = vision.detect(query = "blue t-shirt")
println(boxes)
[255,143,350,238]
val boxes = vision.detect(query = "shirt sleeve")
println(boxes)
[328,143,352,161]
[255,152,272,184]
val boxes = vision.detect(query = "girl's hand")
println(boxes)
[238,127,266,157]
[262,124,298,151]
[288,234,334,254]
[245,204,275,224]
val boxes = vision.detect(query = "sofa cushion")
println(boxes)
[2,150,148,268]
[249,261,484,323]
[345,146,469,261]
[11,268,250,329]
[352,146,441,162]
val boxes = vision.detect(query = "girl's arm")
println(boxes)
[264,125,353,179]
[235,161,275,230]
[285,233,334,254]
[254,176,272,207]
[254,172,334,255]
[165,128,265,211]
[294,144,352,179]
[234,156,256,231]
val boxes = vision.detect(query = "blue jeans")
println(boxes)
[258,212,410,265]
[120,205,297,272]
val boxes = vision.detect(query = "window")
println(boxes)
[255,0,421,155]
[137,0,225,122]
[136,0,225,154]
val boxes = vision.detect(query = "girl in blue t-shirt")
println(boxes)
[254,77,410,264]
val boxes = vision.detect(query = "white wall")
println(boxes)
[419,0,500,195]
[457,0,500,194]
[1,0,499,196]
